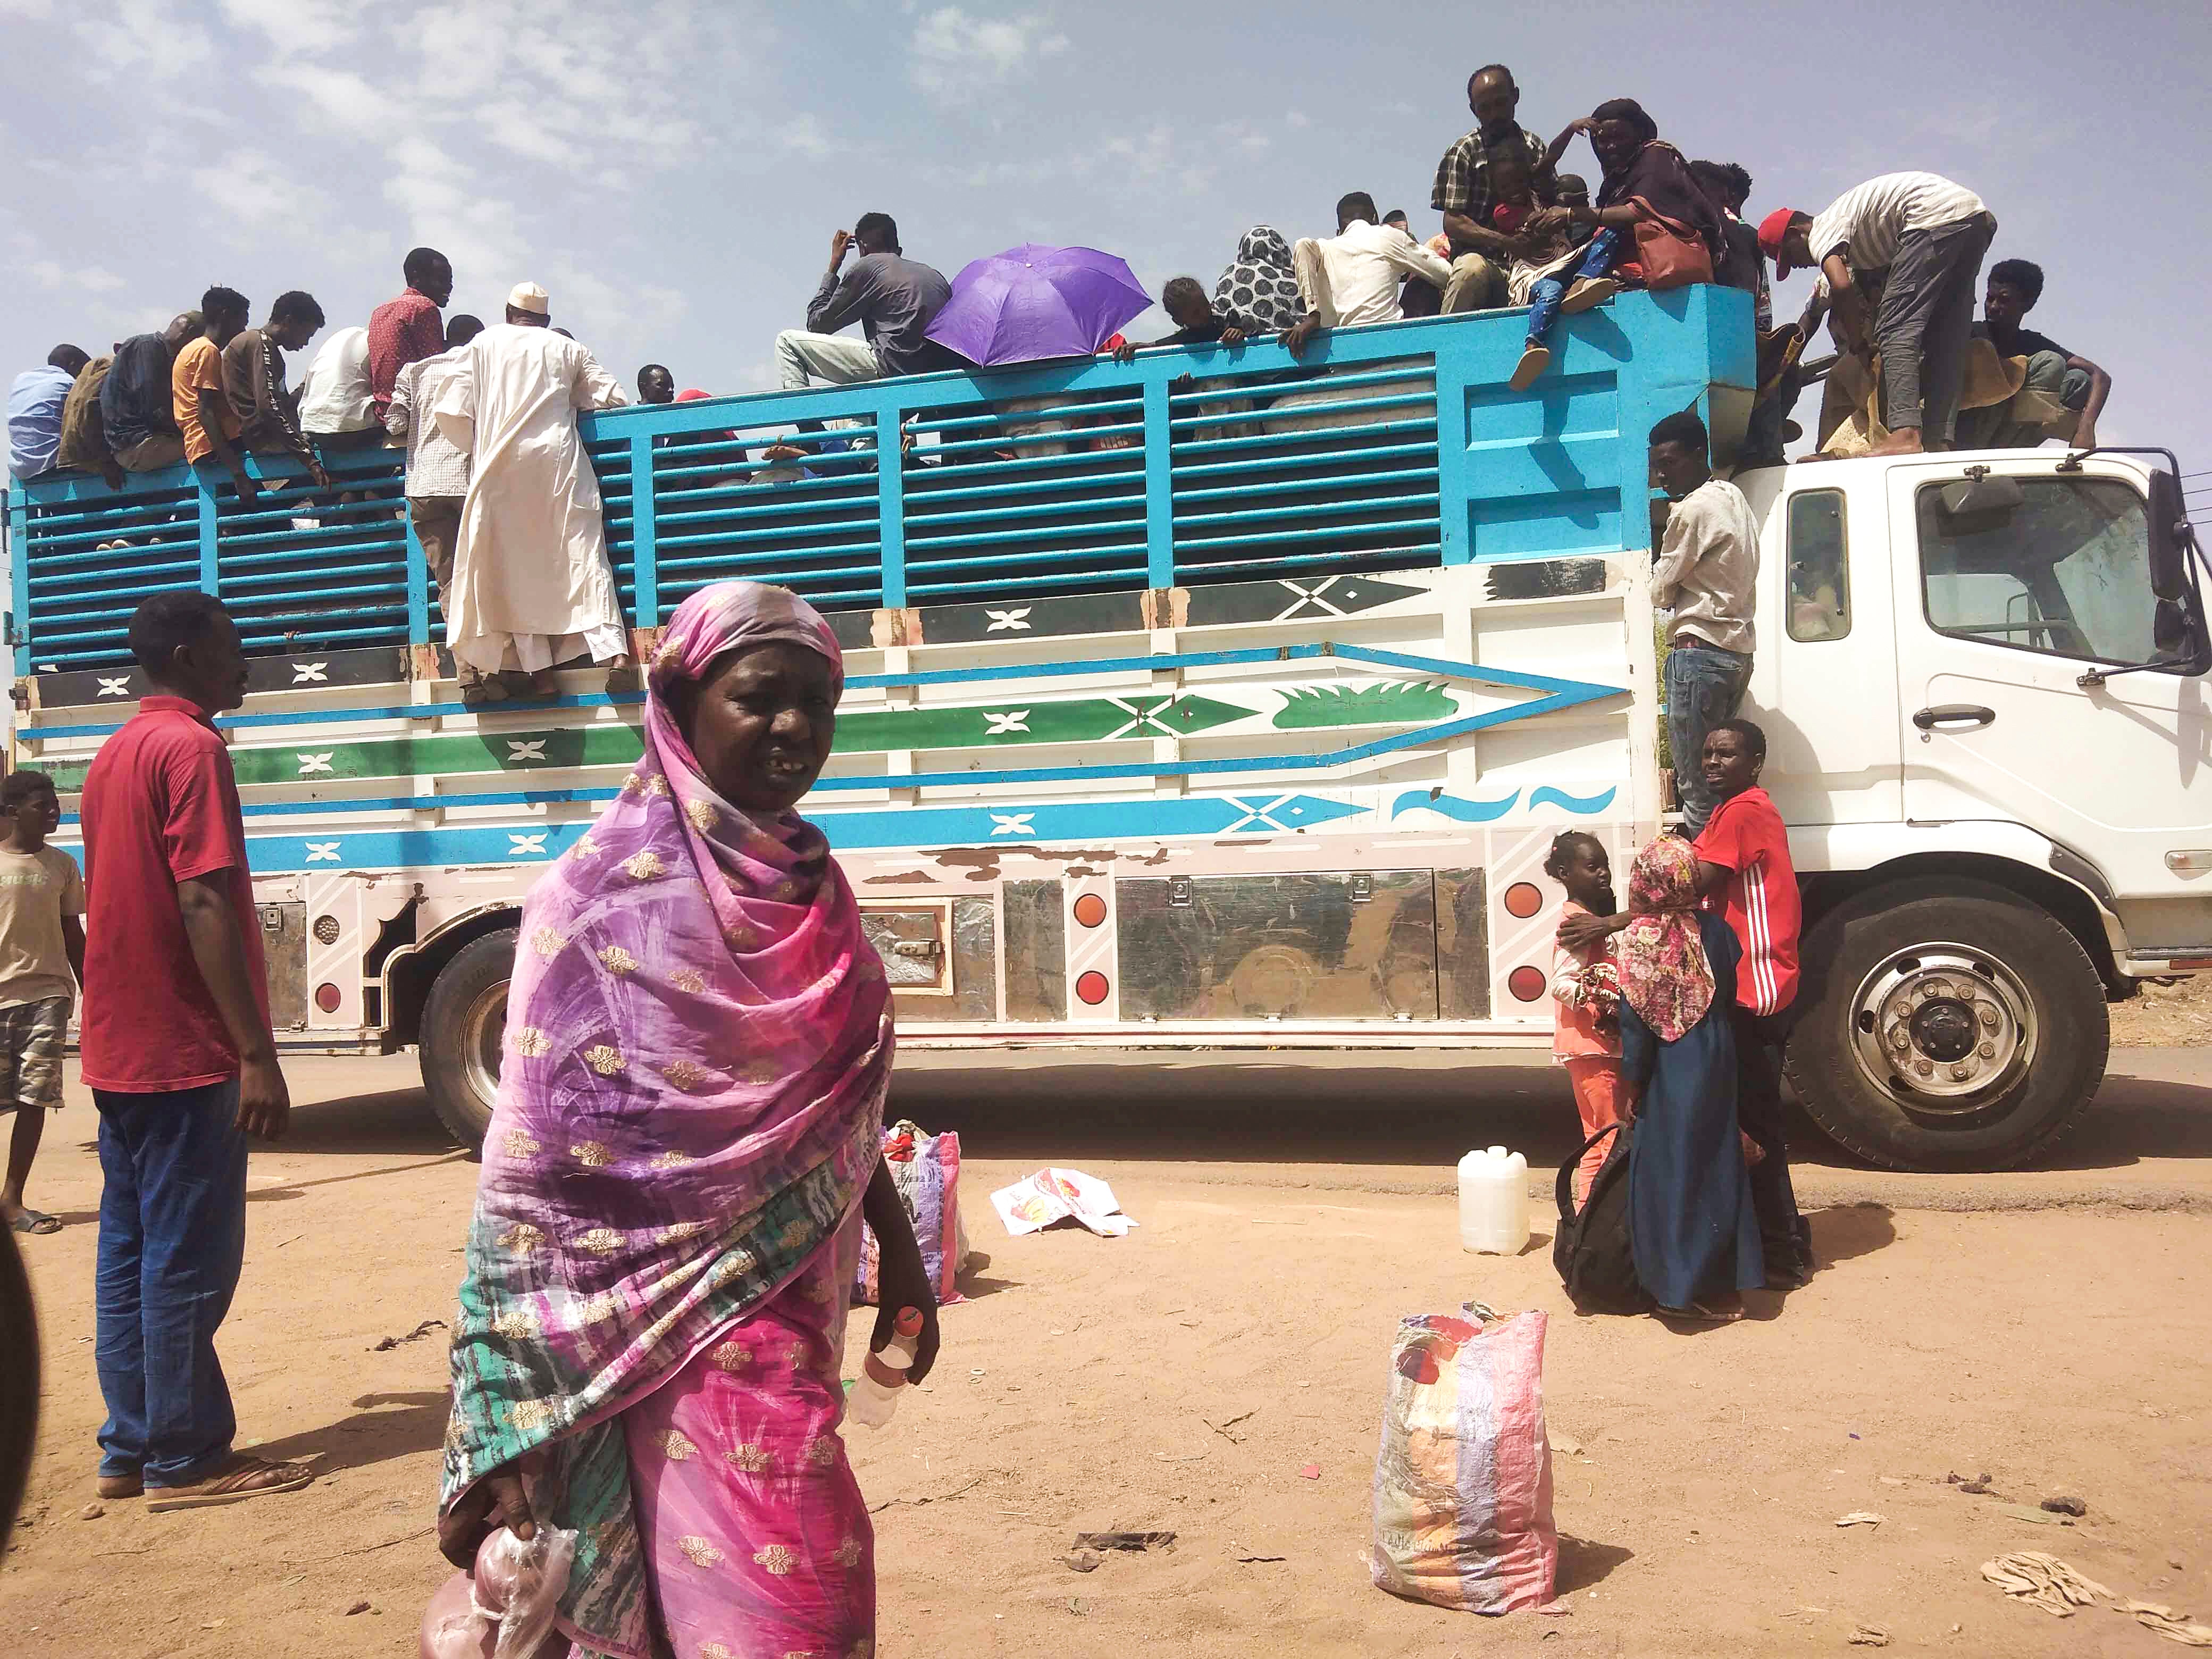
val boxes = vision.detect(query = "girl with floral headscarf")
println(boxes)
[1615,836,1763,1320]
[436,580,940,1659]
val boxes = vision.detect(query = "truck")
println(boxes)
[8,284,2207,1170]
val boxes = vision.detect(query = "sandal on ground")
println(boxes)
[458,679,509,708]
[1510,343,1551,391]
[1561,276,1618,314]
[9,1209,60,1234]
[145,1456,315,1512]
[1657,1300,1744,1323]
[97,1472,144,1500]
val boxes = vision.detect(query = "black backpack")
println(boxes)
[1553,1121,1654,1314]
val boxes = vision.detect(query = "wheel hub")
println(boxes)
[1849,947,2035,1109]
[458,981,508,1111]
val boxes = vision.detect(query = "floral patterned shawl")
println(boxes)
[440,581,890,1654]
[1616,836,1716,1042]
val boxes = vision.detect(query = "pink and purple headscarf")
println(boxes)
[440,581,890,1652]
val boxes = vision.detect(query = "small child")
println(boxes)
[1487,146,1620,391]
[1546,831,1624,1209]
[0,771,85,1236]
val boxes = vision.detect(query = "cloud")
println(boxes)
[909,6,1069,107]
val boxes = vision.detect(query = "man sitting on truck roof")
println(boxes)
[103,311,199,475]
[7,345,90,482]
[1954,258,2110,451]
[220,291,334,493]
[172,287,262,505]
[1431,63,1553,314]
[775,212,958,393]
[1282,192,1452,356]
[1647,409,1760,840]
[1761,172,1996,455]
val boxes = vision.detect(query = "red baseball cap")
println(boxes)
[1759,207,1804,276]
[675,387,711,401]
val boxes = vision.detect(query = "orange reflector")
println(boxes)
[1507,965,1548,1003]
[1504,882,1544,919]
[1075,970,1110,1006]
[314,983,342,1013]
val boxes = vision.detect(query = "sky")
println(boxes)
[3,0,2210,483]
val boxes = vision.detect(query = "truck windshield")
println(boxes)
[1916,477,2159,666]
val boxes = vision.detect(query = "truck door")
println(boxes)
[1889,456,2212,919]
[1754,470,1904,825]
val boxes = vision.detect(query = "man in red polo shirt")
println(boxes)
[1692,719,1812,1288]
[366,246,453,425]
[79,591,313,1510]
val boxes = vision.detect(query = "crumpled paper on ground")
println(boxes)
[1982,1551,2112,1616]
[2119,1601,2212,1647]
[990,1168,1137,1237]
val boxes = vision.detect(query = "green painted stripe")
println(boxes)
[40,683,1458,793]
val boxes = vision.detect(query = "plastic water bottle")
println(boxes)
[1457,1145,1530,1254]
[847,1306,924,1429]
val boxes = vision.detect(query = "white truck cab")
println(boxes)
[1737,447,2211,1169]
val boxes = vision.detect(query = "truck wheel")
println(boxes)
[420,928,516,1150]
[1784,878,2107,1172]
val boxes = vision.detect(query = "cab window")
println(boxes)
[1787,489,1850,641]
[1917,477,2161,666]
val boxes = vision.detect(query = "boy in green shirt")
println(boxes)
[0,771,86,1234]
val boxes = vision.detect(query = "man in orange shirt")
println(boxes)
[170,287,257,505]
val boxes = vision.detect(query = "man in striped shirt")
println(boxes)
[1761,172,1995,455]
[1693,718,1810,1287]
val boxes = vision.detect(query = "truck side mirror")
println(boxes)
[2147,470,2211,673]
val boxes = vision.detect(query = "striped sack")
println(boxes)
[1370,1308,1556,1613]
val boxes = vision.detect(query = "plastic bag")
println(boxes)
[475,1524,577,1659]
[1371,1307,1556,1614]
[854,1120,976,1304]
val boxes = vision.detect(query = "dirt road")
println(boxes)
[3,1051,2209,1657]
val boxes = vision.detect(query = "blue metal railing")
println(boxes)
[6,287,1752,672]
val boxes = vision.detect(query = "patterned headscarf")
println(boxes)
[1216,225,1305,332]
[1615,836,1716,1042]
[441,580,890,1651]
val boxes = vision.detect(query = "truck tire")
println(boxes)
[420,928,516,1150]
[1784,877,2108,1172]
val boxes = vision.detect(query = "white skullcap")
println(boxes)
[506,281,550,314]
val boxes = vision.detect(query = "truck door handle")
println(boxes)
[1913,704,1997,731]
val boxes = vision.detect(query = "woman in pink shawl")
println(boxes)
[436,580,941,1658]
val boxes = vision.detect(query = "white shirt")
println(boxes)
[298,325,377,433]
[1300,221,1451,329]
[1653,476,1761,656]
[1807,172,1990,294]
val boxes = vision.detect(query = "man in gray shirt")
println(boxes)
[1648,409,1762,836]
[775,212,956,392]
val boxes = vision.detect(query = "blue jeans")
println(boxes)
[1526,228,1622,346]
[1666,640,1753,836]
[94,1078,248,1486]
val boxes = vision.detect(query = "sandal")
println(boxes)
[1561,276,1619,314]
[145,1455,315,1512]
[8,1209,60,1235]
[1509,343,1551,391]
[97,1472,143,1500]
[1657,1300,1744,1324]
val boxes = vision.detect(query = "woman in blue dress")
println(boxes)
[1616,837,1765,1321]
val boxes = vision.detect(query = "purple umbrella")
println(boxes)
[925,244,1153,367]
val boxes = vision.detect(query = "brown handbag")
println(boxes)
[1628,197,1714,290]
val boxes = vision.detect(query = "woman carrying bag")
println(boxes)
[1510,98,1728,389]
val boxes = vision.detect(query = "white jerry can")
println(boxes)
[1457,1145,1530,1254]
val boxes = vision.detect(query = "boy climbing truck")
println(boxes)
[10,288,2209,1171]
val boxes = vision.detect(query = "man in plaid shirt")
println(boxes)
[1430,64,1552,314]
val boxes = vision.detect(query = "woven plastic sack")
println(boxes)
[853,1120,973,1306]
[1371,1308,1556,1614]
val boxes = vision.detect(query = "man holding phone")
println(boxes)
[773,212,957,391]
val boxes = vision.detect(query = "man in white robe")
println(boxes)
[433,281,633,697]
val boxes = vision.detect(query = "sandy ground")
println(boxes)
[3,1050,2210,1658]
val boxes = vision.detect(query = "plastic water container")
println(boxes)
[847,1306,924,1429]
[1457,1145,1530,1254]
